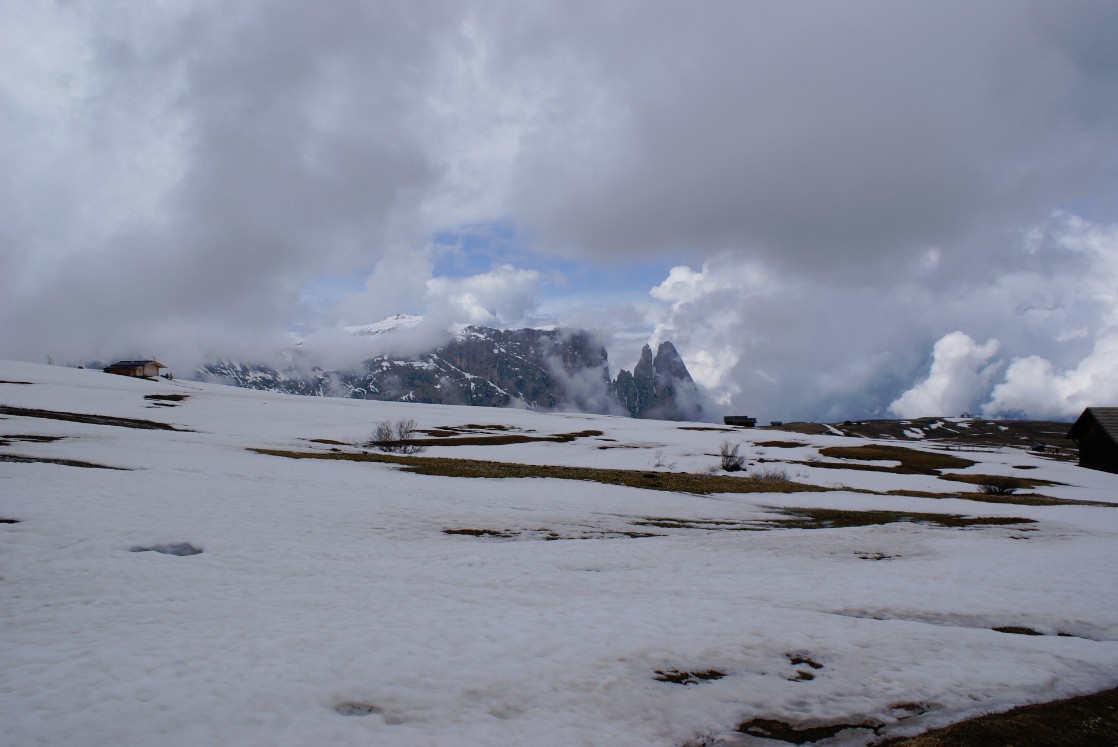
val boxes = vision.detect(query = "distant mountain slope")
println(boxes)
[197,321,703,420]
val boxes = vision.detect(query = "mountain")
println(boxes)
[613,342,703,420]
[196,321,703,420]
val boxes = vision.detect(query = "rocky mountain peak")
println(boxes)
[198,320,703,421]
[614,341,702,420]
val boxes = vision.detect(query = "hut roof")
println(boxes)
[1067,407,1118,443]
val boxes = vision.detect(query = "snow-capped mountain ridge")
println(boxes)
[197,320,703,420]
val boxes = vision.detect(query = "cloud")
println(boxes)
[425,265,541,328]
[983,336,1118,419]
[890,333,1001,418]
[501,1,1118,278]
[3,1,1117,425]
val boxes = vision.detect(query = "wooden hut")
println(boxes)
[103,360,167,379]
[1067,407,1118,475]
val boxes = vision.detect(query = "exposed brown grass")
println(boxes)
[756,440,807,448]
[0,405,190,431]
[442,528,517,538]
[677,426,735,432]
[884,686,1118,746]
[0,454,129,470]
[817,445,976,475]
[772,507,1034,530]
[629,508,1034,532]
[937,472,1058,490]
[884,488,1114,508]
[654,668,726,685]
[369,429,604,448]
[249,448,826,494]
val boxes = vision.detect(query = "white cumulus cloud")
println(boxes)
[890,332,1001,418]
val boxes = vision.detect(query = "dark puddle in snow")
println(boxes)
[335,701,381,716]
[129,543,203,556]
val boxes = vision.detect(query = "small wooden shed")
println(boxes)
[723,415,758,427]
[1067,407,1118,475]
[103,360,167,379]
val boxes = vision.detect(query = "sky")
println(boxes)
[3,0,1117,422]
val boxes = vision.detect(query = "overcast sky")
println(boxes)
[4,0,1117,421]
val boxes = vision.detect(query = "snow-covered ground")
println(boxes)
[2,359,1117,746]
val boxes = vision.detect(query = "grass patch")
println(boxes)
[756,440,807,448]
[817,445,975,475]
[884,685,1118,746]
[0,405,190,431]
[249,448,826,495]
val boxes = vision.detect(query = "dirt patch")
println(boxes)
[0,380,33,385]
[654,668,725,685]
[883,686,1118,746]
[817,445,976,475]
[756,440,807,448]
[250,448,827,495]
[0,518,19,524]
[0,405,190,431]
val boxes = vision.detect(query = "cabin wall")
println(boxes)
[1080,431,1118,474]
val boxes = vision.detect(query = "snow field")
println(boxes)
[2,359,1117,745]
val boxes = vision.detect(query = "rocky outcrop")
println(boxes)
[197,323,701,420]
[614,342,702,420]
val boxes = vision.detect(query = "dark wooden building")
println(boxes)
[723,415,758,427]
[103,360,167,379]
[1067,407,1118,475]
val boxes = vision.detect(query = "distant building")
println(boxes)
[1067,407,1118,475]
[723,415,758,427]
[103,360,167,379]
